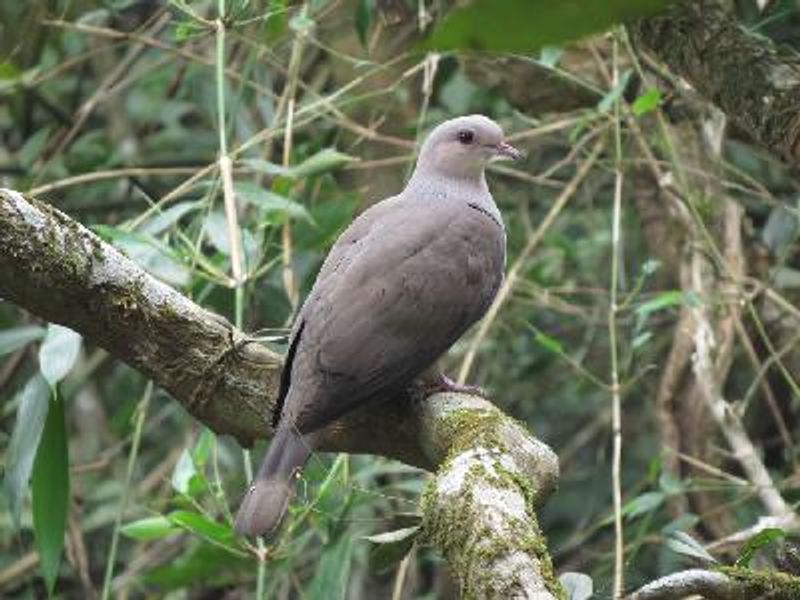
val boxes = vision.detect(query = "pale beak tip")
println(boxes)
[496,141,523,161]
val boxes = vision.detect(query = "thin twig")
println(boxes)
[609,37,625,600]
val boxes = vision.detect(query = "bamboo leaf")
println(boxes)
[32,394,69,595]
[39,325,82,387]
[3,375,50,526]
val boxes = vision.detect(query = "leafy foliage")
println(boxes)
[2,0,800,597]
[427,0,671,52]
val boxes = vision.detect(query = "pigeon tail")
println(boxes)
[234,427,311,538]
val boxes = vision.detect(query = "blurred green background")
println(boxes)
[2,0,800,598]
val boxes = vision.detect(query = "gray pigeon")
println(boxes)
[234,114,520,537]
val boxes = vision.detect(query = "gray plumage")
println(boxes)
[235,115,519,538]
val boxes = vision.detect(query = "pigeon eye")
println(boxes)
[457,130,474,145]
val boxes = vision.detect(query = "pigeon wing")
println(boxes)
[282,195,505,433]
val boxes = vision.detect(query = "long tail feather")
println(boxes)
[234,427,311,538]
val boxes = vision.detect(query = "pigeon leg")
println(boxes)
[412,372,488,399]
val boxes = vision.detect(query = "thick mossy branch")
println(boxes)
[417,395,561,599]
[634,0,800,164]
[627,566,800,600]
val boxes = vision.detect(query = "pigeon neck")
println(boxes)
[406,165,490,199]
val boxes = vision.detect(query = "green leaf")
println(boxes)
[289,13,314,33]
[137,201,200,236]
[534,331,564,354]
[3,375,50,526]
[0,325,46,357]
[244,148,355,181]
[167,510,234,547]
[633,88,662,116]
[623,491,664,519]
[19,128,51,168]
[191,429,215,469]
[290,148,356,179]
[365,526,420,571]
[661,513,699,536]
[658,471,684,495]
[265,0,288,42]
[667,531,717,564]
[631,331,653,350]
[121,516,180,540]
[635,290,685,319]
[39,324,82,387]
[307,533,354,600]
[426,0,670,53]
[538,46,563,68]
[559,572,593,600]
[171,448,196,495]
[0,61,21,80]
[32,394,69,595]
[736,528,785,567]
[234,182,312,222]
[355,0,373,47]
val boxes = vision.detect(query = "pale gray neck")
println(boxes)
[403,167,503,227]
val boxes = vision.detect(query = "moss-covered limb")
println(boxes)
[627,566,800,600]
[417,394,562,599]
[633,1,800,164]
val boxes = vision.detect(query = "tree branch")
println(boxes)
[0,188,561,598]
[627,569,748,600]
[634,0,800,164]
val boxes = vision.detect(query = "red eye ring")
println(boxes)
[457,130,474,145]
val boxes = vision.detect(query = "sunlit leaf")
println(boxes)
[39,324,82,387]
[667,531,717,564]
[3,375,50,526]
[365,526,420,571]
[736,528,785,567]
[633,88,662,115]
[168,510,235,547]
[635,290,685,319]
[172,449,196,495]
[243,148,355,181]
[234,182,311,221]
[560,572,593,600]
[534,331,564,354]
[289,13,314,32]
[623,491,664,519]
[121,516,180,540]
[32,394,69,595]
[192,429,215,469]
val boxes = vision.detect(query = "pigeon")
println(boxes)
[234,114,520,537]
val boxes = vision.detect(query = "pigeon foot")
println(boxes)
[413,373,488,399]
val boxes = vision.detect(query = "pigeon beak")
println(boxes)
[492,141,523,161]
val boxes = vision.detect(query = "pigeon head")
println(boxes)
[414,115,521,182]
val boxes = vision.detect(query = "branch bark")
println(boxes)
[634,0,800,164]
[0,188,561,598]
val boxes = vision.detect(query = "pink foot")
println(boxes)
[413,373,488,399]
